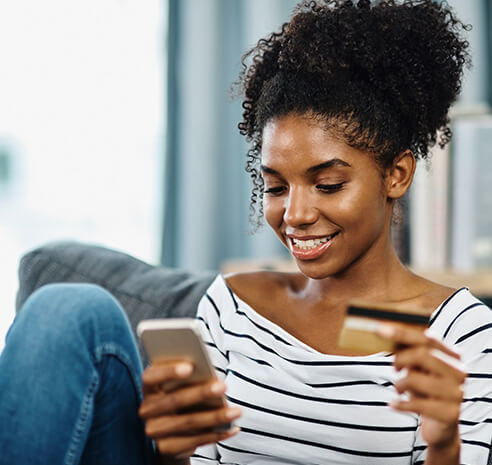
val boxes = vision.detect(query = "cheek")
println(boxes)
[331,185,386,226]
[263,197,284,229]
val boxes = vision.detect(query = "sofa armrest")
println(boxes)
[16,241,216,362]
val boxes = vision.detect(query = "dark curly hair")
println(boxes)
[236,0,471,226]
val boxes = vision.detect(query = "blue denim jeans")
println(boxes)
[0,283,155,465]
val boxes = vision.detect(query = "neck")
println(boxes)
[305,236,410,305]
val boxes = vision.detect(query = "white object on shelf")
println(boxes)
[451,115,492,271]
[409,137,450,270]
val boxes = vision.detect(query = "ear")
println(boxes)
[385,150,416,200]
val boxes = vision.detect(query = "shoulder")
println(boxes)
[396,273,457,315]
[433,287,489,318]
[225,270,290,291]
[417,282,457,313]
[199,271,301,310]
[224,270,304,310]
[430,287,492,349]
[197,274,236,317]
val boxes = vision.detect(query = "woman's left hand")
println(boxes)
[377,324,466,451]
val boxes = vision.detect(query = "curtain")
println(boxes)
[449,0,488,106]
[162,0,298,270]
[161,0,491,271]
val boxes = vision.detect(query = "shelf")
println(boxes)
[222,259,492,297]
[411,269,492,297]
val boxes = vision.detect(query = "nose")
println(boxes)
[283,187,319,227]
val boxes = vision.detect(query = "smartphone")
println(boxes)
[137,318,231,429]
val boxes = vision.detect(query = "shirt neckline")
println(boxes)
[218,274,470,357]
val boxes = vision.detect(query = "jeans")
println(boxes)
[0,283,155,465]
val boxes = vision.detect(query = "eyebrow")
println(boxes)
[260,158,351,175]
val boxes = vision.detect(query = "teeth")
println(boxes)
[291,234,336,250]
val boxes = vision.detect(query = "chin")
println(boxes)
[295,261,340,280]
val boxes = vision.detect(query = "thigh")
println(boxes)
[0,283,155,465]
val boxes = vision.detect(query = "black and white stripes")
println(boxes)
[191,275,492,465]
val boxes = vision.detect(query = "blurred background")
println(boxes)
[1,0,491,346]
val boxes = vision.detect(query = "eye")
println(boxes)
[316,182,345,193]
[263,186,286,196]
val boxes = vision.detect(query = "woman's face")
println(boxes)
[261,113,392,279]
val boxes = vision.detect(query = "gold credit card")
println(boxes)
[337,302,431,354]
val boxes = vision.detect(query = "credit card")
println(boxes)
[337,302,431,354]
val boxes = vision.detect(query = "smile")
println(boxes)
[288,232,339,260]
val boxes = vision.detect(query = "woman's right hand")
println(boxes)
[138,361,241,462]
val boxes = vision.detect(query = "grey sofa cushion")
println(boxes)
[16,241,216,362]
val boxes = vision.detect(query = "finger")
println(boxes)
[389,397,461,424]
[175,448,197,459]
[393,347,466,384]
[156,426,240,457]
[394,371,464,402]
[139,380,227,419]
[145,406,242,437]
[429,348,465,373]
[141,362,193,395]
[378,324,461,359]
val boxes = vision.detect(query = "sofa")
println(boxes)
[14,240,492,465]
[15,241,216,364]
[15,240,492,360]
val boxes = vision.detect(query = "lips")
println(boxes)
[288,232,339,260]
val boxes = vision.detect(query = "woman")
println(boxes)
[139,1,492,464]
[1,1,490,465]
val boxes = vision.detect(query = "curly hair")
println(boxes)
[236,0,471,226]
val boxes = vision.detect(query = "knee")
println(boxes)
[16,283,130,342]
[3,284,140,390]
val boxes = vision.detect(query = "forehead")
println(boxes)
[261,113,368,169]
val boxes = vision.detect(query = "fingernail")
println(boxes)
[211,382,226,394]
[377,323,395,339]
[430,349,465,372]
[138,406,148,416]
[388,398,400,408]
[226,426,241,435]
[226,407,242,419]
[175,363,193,376]
[396,367,408,379]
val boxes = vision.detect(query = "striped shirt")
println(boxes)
[191,275,492,465]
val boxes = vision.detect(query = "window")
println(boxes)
[0,0,166,348]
